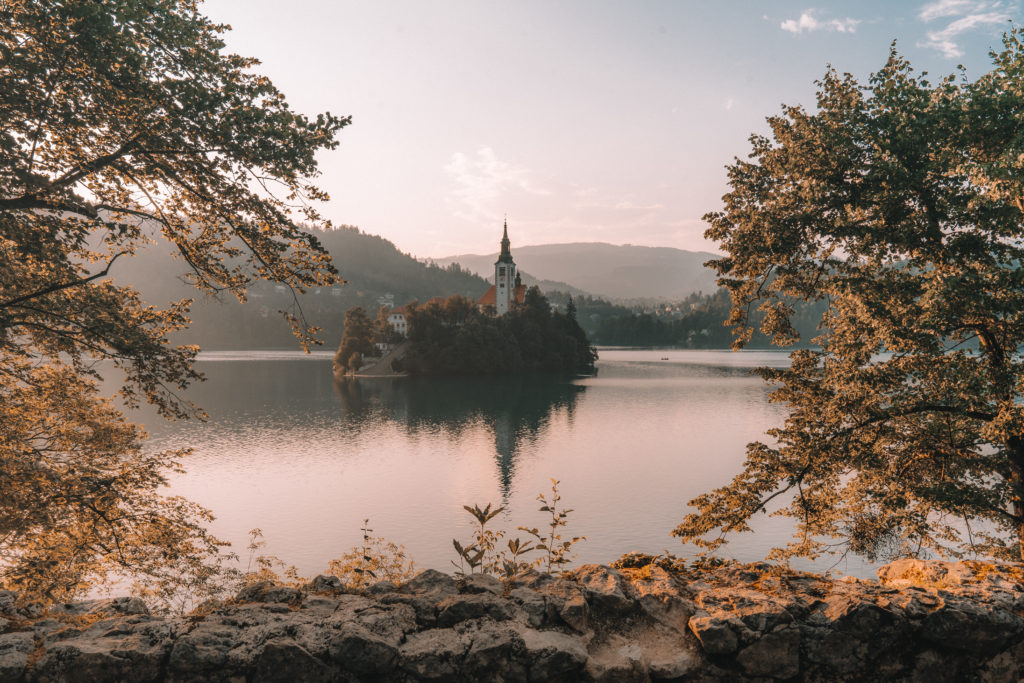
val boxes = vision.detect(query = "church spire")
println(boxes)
[498,216,513,263]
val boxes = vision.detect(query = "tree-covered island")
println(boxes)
[335,288,597,377]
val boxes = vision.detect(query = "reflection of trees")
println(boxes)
[332,376,585,494]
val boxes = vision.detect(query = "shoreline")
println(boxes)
[3,557,1022,681]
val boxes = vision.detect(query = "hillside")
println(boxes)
[433,243,720,301]
[109,225,492,350]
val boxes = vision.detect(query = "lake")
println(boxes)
[140,348,881,579]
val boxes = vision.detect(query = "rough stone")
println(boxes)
[436,592,513,627]
[585,638,649,682]
[403,568,459,596]
[0,593,16,617]
[461,622,526,681]
[559,593,589,632]
[0,632,34,682]
[519,627,588,680]
[0,561,1021,681]
[575,564,633,616]
[399,628,470,679]
[460,573,504,595]
[736,623,800,679]
[252,639,333,683]
[59,596,149,618]
[327,622,398,675]
[235,581,301,604]
[688,615,738,655]
[508,587,546,628]
[304,574,343,594]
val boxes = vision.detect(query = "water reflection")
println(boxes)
[333,376,585,495]
[152,350,881,579]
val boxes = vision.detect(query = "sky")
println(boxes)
[203,0,1020,258]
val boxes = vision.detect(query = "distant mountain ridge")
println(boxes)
[432,242,720,301]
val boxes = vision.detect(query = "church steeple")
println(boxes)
[498,217,513,263]
[492,217,517,315]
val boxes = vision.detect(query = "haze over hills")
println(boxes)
[109,225,493,349]
[105,226,719,350]
[432,243,720,301]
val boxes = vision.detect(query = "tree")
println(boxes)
[373,306,402,347]
[675,33,1024,562]
[335,307,375,373]
[1,0,347,602]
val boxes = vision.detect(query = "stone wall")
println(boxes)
[0,557,1022,681]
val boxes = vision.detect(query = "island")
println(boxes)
[333,221,598,378]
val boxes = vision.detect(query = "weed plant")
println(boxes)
[453,479,585,583]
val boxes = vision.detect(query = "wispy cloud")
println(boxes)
[917,0,1013,57]
[780,10,860,34]
[444,147,549,224]
[919,0,977,20]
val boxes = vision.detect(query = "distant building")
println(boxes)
[477,219,526,315]
[387,306,410,336]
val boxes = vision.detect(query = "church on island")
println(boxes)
[476,219,526,315]
[385,221,527,340]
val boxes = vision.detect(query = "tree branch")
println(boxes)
[0,251,127,311]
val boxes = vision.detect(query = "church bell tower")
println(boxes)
[494,218,517,315]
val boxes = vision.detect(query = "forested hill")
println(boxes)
[109,225,492,350]
[433,243,720,301]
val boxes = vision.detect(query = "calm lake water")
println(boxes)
[139,349,880,578]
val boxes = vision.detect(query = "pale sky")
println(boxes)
[204,0,1019,258]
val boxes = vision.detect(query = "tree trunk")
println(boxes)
[1007,436,1024,561]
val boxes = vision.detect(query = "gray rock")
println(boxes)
[0,632,34,682]
[559,593,589,632]
[436,593,513,627]
[627,565,694,634]
[585,639,649,682]
[304,574,343,594]
[32,623,171,683]
[461,573,504,595]
[327,622,398,676]
[403,569,459,596]
[0,560,1022,682]
[354,602,417,643]
[689,616,738,655]
[539,578,587,627]
[50,597,148,619]
[399,628,470,679]
[648,649,700,680]
[252,639,332,682]
[822,595,897,637]
[736,624,800,679]
[575,564,633,616]
[167,620,241,676]
[379,592,439,628]
[462,622,526,681]
[235,582,301,604]
[519,627,588,680]
[508,587,547,628]
[921,604,1020,654]
[0,593,15,617]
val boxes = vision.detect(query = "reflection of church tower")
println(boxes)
[492,411,517,496]
[494,219,518,315]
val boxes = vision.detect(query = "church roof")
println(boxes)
[477,284,526,307]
